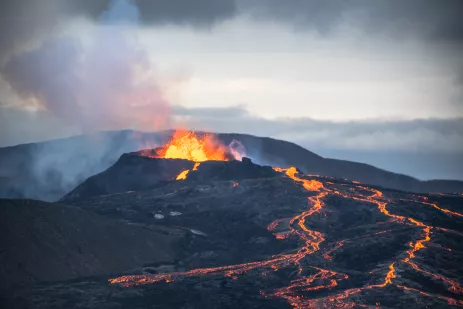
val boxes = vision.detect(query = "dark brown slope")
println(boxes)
[61,154,279,202]
[59,154,194,202]
[0,198,183,290]
[0,130,462,202]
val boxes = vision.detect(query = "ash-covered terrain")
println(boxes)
[1,146,463,309]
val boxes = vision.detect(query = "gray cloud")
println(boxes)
[0,0,236,59]
[2,0,462,102]
[2,0,462,59]
[172,104,247,118]
[2,0,462,94]
[175,105,463,153]
[237,0,463,43]
[0,0,109,59]
[133,0,236,26]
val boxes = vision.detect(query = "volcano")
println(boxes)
[1,130,463,203]
[1,131,463,309]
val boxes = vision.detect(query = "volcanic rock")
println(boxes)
[60,153,195,202]
[185,157,277,181]
[61,154,279,202]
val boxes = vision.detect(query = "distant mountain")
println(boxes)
[0,130,462,202]
[0,130,165,201]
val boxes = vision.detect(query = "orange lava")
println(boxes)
[413,198,463,218]
[175,169,189,180]
[110,164,463,308]
[153,130,245,162]
[175,162,200,181]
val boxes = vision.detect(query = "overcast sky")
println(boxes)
[0,0,462,180]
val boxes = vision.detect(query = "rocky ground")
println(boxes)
[0,199,183,289]
[1,155,463,308]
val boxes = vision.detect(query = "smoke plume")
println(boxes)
[0,0,174,201]
[1,0,171,133]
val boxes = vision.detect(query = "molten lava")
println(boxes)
[155,130,241,162]
[175,170,189,180]
[110,161,463,308]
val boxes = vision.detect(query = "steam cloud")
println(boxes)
[0,0,173,201]
[1,0,171,132]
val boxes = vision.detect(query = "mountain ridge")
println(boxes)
[0,130,462,202]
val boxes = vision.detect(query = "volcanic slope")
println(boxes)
[0,199,183,290]
[3,156,463,309]
[1,130,463,202]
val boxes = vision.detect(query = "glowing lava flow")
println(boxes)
[145,130,245,162]
[110,166,463,308]
[110,166,335,298]
[175,170,189,180]
[319,184,463,308]
[175,162,201,181]
[346,186,463,297]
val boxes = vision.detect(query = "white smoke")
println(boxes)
[0,0,173,201]
[1,0,171,133]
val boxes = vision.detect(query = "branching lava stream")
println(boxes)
[109,166,463,308]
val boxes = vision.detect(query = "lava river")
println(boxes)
[109,162,463,308]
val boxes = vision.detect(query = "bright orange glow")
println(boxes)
[155,130,236,162]
[175,162,200,181]
[175,170,189,180]
[383,263,396,285]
